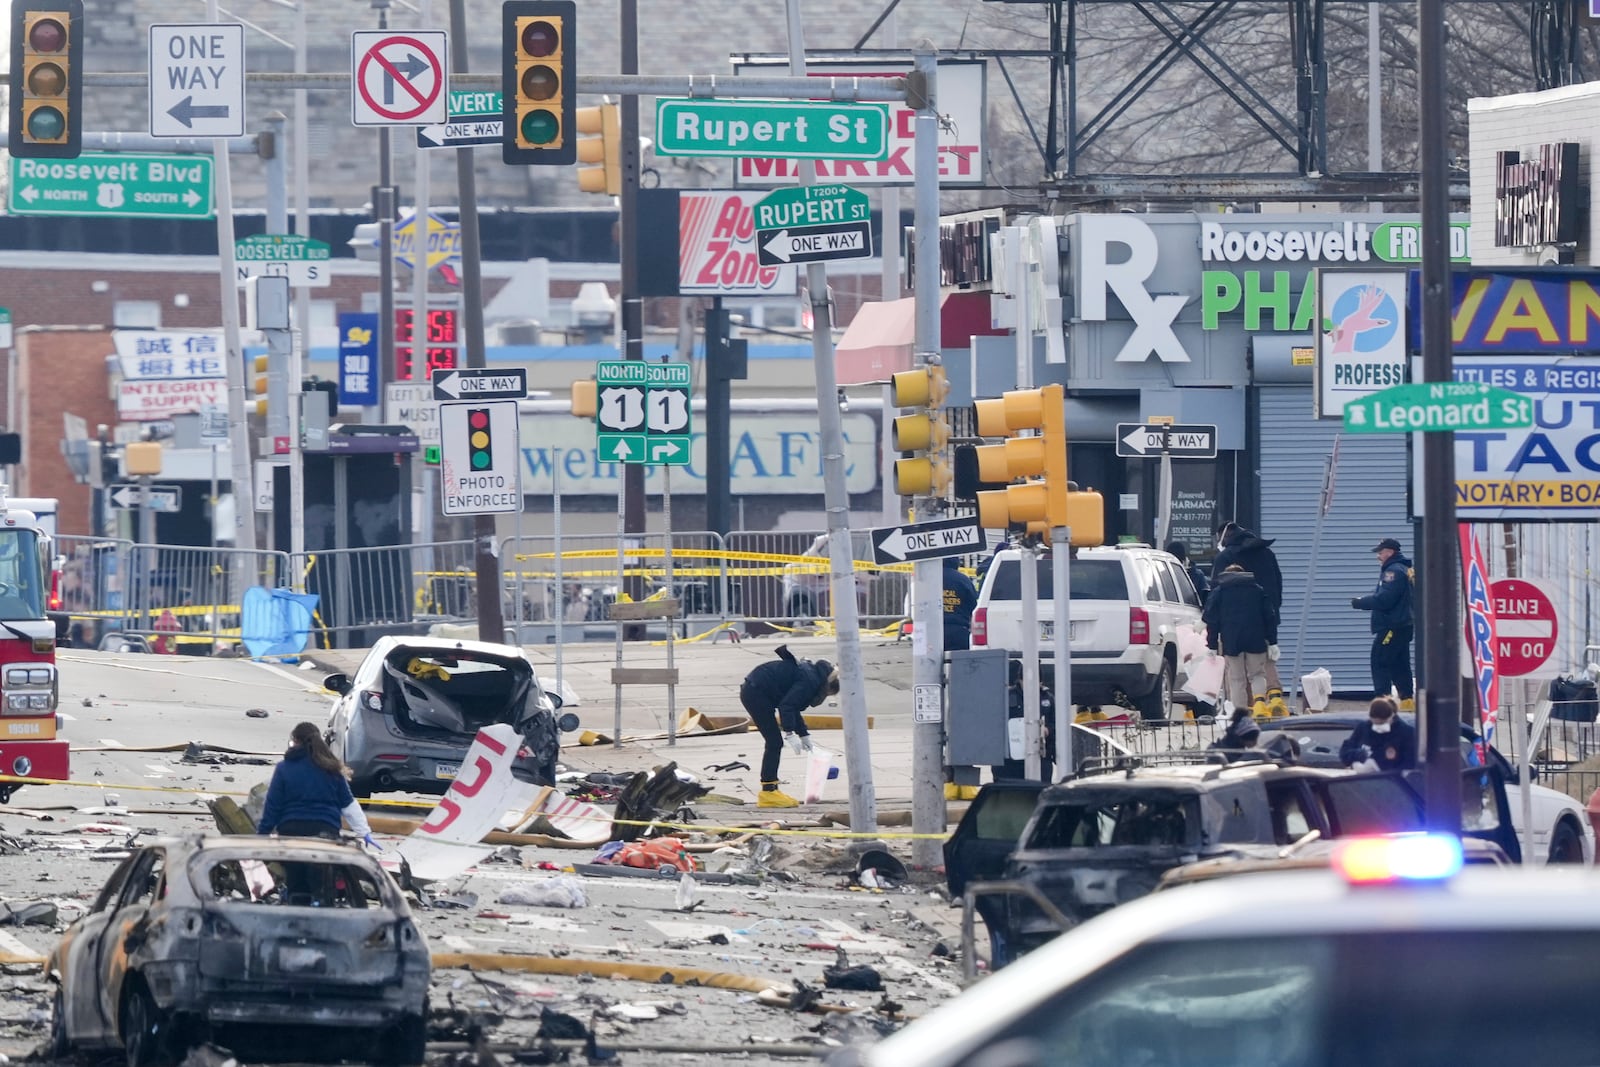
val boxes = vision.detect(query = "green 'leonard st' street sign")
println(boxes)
[7,154,215,219]
[1343,381,1534,434]
[595,361,692,465]
[655,99,890,160]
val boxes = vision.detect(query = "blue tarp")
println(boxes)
[241,587,319,660]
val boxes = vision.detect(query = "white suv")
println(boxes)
[970,544,1205,720]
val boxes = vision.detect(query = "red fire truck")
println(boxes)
[0,492,64,803]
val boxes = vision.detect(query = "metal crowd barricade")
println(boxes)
[53,534,135,649]
[500,531,732,646]
[119,544,291,653]
[723,528,909,631]
[292,540,477,650]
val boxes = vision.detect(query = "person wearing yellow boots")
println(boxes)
[1202,564,1278,720]
[1214,522,1289,716]
[738,644,840,808]
[1351,537,1416,711]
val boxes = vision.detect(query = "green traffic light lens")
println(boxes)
[520,19,558,57]
[27,17,66,53]
[520,109,559,145]
[27,62,66,97]
[520,64,558,101]
[471,451,491,470]
[26,106,65,141]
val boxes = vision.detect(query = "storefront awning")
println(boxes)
[835,292,1005,386]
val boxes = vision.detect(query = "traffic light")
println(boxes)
[570,379,597,418]
[890,365,950,496]
[466,408,494,470]
[8,0,83,159]
[251,355,270,418]
[576,102,621,196]
[973,383,1104,545]
[502,0,576,166]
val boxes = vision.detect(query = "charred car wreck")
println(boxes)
[47,836,430,1066]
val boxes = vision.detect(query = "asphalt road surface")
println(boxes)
[0,649,962,1066]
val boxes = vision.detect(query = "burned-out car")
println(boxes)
[46,836,430,1066]
[945,759,1440,968]
[325,636,578,797]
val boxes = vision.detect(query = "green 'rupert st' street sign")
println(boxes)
[7,154,215,219]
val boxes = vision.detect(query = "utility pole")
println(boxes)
[412,0,436,549]
[374,0,397,411]
[1417,0,1461,833]
[784,0,878,835]
[449,0,505,642]
[620,1,645,555]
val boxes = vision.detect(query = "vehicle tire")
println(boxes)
[122,983,176,1067]
[1136,655,1176,723]
[1548,818,1585,865]
[350,779,372,800]
[0,785,15,804]
[377,1014,427,1066]
[47,983,70,1060]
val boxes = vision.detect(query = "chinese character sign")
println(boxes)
[339,312,381,407]
[112,330,227,380]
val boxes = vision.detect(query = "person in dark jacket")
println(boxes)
[943,557,978,652]
[739,645,840,808]
[1166,541,1209,605]
[259,721,374,845]
[1339,696,1418,771]
[1207,707,1262,762]
[1213,522,1287,716]
[1352,537,1415,708]
[1203,564,1278,719]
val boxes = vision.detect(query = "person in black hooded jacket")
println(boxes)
[739,645,840,808]
[1213,522,1288,717]
[1203,565,1278,718]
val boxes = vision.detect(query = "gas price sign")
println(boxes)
[395,307,459,381]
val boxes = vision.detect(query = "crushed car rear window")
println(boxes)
[193,857,391,910]
[987,559,1127,602]
[1026,795,1199,849]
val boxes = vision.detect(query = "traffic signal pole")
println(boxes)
[449,0,505,643]
[783,2,877,836]
[620,0,646,564]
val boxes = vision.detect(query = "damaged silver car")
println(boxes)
[325,636,578,797]
[46,836,430,1067]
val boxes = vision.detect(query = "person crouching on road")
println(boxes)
[1202,564,1279,720]
[739,645,840,808]
[1207,707,1262,762]
[259,721,377,847]
[1340,696,1418,771]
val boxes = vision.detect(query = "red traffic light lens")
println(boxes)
[25,106,65,141]
[519,109,559,145]
[520,64,558,101]
[520,19,558,58]
[27,17,66,53]
[27,62,66,97]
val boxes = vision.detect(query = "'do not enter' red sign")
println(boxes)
[1490,577,1559,677]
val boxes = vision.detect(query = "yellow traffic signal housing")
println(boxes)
[503,1,577,166]
[251,355,270,418]
[570,378,597,418]
[8,1,82,159]
[973,383,1096,541]
[890,365,950,497]
[576,103,622,196]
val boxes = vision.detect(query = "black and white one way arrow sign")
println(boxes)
[871,515,984,565]
[757,221,873,267]
[1115,422,1218,459]
[432,367,528,402]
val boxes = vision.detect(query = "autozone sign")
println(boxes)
[117,378,228,421]
[732,59,985,187]
[677,190,798,296]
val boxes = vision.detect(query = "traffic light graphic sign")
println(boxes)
[467,407,493,470]
[439,399,521,515]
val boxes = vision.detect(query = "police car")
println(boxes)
[845,835,1600,1067]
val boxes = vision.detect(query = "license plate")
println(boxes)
[278,945,327,973]
[1041,622,1075,640]
[434,762,459,780]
